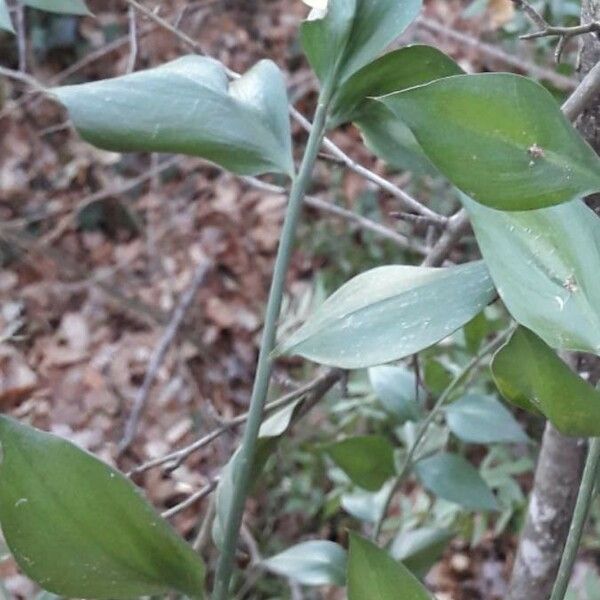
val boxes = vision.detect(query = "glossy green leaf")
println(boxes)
[390,527,453,577]
[0,416,205,599]
[492,326,600,436]
[0,0,13,33]
[369,364,422,423]
[414,453,498,511]
[381,74,600,210]
[53,56,293,177]
[24,0,90,15]
[263,541,347,586]
[277,261,495,369]
[301,0,422,87]
[462,195,600,354]
[324,435,396,491]
[348,534,433,600]
[330,45,463,127]
[444,394,528,444]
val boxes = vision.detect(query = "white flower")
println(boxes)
[303,0,328,10]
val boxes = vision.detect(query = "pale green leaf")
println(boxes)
[53,56,294,177]
[277,261,496,369]
[369,364,422,423]
[0,0,13,32]
[262,541,347,586]
[492,326,600,436]
[0,417,205,599]
[390,527,453,577]
[24,0,90,15]
[381,74,600,210]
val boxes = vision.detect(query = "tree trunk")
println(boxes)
[508,5,600,597]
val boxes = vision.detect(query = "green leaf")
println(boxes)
[368,364,422,423]
[262,541,347,586]
[414,452,498,511]
[492,326,600,436]
[277,261,495,369]
[0,416,205,599]
[0,0,14,33]
[53,56,294,177]
[24,0,90,15]
[330,45,463,127]
[348,534,433,600]
[341,480,396,523]
[390,527,453,577]
[444,394,528,444]
[324,435,396,491]
[380,73,600,210]
[462,195,600,354]
[301,0,422,88]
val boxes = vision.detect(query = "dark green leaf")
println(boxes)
[444,394,528,444]
[414,453,498,511]
[301,0,422,88]
[462,195,600,354]
[381,74,600,210]
[368,364,422,423]
[390,527,453,577]
[492,326,600,436]
[0,417,205,599]
[348,534,433,600]
[262,541,347,586]
[330,45,463,127]
[24,0,90,15]
[324,435,396,491]
[53,57,293,177]
[277,261,495,369]
[0,0,14,33]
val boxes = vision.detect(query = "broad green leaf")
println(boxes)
[444,394,528,444]
[414,453,498,511]
[213,400,300,548]
[277,261,496,369]
[341,480,396,523]
[324,435,396,491]
[462,195,600,354]
[369,364,422,423]
[301,0,422,87]
[0,0,13,33]
[53,56,293,177]
[390,527,453,577]
[380,73,600,210]
[348,534,433,600]
[24,0,90,15]
[262,541,347,586]
[0,416,205,599]
[492,326,600,436]
[330,45,463,127]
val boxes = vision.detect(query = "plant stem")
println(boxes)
[372,327,514,540]
[212,93,332,600]
[550,437,600,600]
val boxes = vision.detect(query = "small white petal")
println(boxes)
[303,0,328,10]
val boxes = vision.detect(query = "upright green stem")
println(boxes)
[212,92,332,600]
[550,437,600,600]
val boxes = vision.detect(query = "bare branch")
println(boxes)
[161,479,218,518]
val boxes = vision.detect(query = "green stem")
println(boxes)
[372,327,514,540]
[550,437,600,600]
[212,92,332,600]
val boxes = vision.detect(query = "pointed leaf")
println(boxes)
[263,541,347,586]
[390,527,453,577]
[24,0,90,15]
[381,73,600,210]
[277,261,496,369]
[53,56,294,177]
[0,0,13,32]
[0,416,205,599]
[348,534,433,600]
[301,0,422,87]
[324,435,396,491]
[492,326,600,436]
[462,195,600,354]
[369,364,422,423]
[414,452,498,511]
[444,394,528,444]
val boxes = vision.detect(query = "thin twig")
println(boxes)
[118,259,212,455]
[15,2,26,73]
[422,209,471,267]
[510,0,548,30]
[0,66,46,93]
[126,5,139,74]
[161,479,218,518]
[193,493,216,552]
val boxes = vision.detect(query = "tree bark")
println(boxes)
[508,5,600,597]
